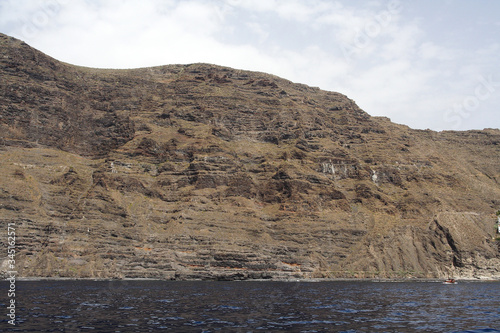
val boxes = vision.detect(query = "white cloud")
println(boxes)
[418,42,456,61]
[245,21,269,43]
[0,0,498,130]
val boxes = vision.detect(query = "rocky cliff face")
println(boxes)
[1,33,499,280]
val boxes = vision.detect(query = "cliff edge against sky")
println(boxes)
[1,33,499,280]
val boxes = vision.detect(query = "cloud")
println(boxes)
[0,0,498,130]
[418,42,456,61]
[8,0,231,68]
[245,21,269,43]
[227,0,332,22]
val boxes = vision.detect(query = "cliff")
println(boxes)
[1,33,499,280]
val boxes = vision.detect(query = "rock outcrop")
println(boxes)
[1,33,499,280]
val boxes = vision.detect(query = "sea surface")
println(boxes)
[1,280,499,332]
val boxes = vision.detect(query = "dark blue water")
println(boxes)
[1,280,499,332]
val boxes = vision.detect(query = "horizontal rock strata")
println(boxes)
[1,33,499,280]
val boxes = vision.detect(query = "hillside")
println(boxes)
[1,33,499,280]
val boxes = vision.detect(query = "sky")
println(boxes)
[0,0,499,131]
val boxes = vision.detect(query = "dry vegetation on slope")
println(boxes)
[1,33,499,280]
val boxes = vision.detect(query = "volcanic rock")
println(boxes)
[1,33,499,280]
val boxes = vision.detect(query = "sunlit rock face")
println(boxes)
[1,33,499,280]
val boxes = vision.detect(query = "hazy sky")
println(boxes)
[1,0,499,131]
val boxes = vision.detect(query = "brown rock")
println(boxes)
[0,33,499,280]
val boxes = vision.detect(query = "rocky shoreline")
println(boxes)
[10,276,500,282]
[1,33,499,282]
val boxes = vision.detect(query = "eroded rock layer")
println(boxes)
[1,33,499,280]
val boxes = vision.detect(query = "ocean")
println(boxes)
[1,280,499,332]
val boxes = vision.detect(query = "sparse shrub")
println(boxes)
[137,123,152,132]
[13,169,25,179]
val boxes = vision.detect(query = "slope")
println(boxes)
[1,33,499,280]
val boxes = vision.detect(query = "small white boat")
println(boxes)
[443,278,457,284]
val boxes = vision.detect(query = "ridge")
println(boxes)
[1,33,499,280]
